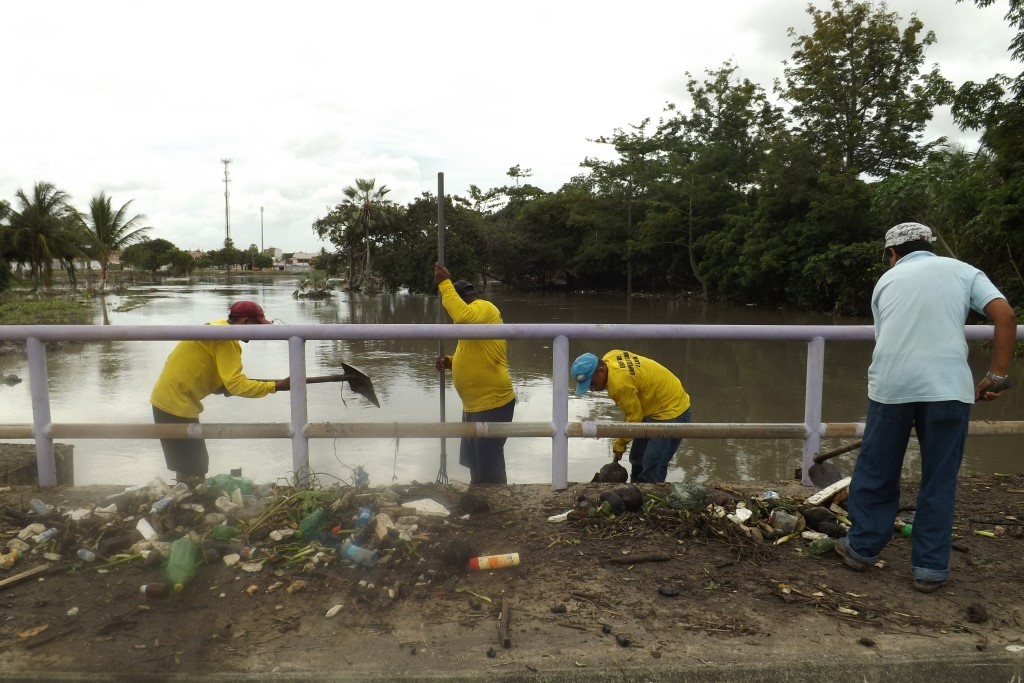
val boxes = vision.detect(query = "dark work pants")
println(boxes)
[152,406,209,476]
[459,398,516,485]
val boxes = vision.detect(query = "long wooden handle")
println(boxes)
[813,439,863,464]
[251,375,353,385]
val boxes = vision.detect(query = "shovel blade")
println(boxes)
[339,362,381,408]
[808,461,844,490]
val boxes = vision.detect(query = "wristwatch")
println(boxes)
[984,371,1012,393]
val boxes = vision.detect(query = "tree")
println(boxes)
[340,178,393,291]
[6,181,83,289]
[652,63,786,298]
[782,0,952,176]
[121,238,190,276]
[79,192,151,291]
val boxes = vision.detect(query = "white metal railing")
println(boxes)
[1,322,1021,490]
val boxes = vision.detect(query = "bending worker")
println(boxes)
[434,263,516,484]
[572,350,691,483]
[150,300,289,485]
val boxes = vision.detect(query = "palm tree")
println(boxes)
[340,178,392,291]
[80,192,151,291]
[7,182,83,289]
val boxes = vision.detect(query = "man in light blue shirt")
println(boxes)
[836,222,1016,593]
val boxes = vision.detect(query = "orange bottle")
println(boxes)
[467,552,520,571]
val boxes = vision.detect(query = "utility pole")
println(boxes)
[221,158,232,243]
[260,206,264,253]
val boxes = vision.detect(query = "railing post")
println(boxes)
[26,337,57,488]
[287,335,310,483]
[802,336,825,485]
[551,335,569,490]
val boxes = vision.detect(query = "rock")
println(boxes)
[592,462,628,483]
[613,484,643,512]
[599,491,625,514]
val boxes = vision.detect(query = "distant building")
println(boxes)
[275,251,315,272]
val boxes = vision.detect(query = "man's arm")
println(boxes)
[976,298,1017,400]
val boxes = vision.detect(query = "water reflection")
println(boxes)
[1,276,1021,487]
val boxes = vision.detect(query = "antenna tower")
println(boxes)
[221,158,232,242]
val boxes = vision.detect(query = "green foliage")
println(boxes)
[293,270,333,299]
[79,192,151,291]
[0,292,94,324]
[121,238,191,276]
[783,0,952,175]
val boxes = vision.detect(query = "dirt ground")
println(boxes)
[0,461,1023,681]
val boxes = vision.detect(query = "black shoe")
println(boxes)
[834,538,871,572]
[913,579,948,593]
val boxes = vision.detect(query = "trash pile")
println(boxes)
[551,478,857,556]
[0,472,481,603]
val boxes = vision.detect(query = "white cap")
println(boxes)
[884,222,935,248]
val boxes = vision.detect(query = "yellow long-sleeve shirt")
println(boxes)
[439,280,515,413]
[150,320,277,419]
[603,350,690,453]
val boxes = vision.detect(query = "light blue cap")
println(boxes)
[571,353,599,395]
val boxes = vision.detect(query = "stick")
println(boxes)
[813,439,863,464]
[606,552,672,565]
[0,563,51,591]
[498,597,512,649]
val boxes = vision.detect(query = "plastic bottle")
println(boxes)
[356,507,372,528]
[140,583,168,599]
[28,498,51,516]
[341,540,378,568]
[298,509,328,537]
[165,536,198,591]
[210,525,239,541]
[206,473,255,496]
[33,528,59,544]
[808,537,836,556]
[901,523,913,538]
[77,548,97,562]
[468,552,520,571]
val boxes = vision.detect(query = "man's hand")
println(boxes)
[434,262,451,286]
[975,375,1011,401]
[612,446,625,462]
[435,355,452,372]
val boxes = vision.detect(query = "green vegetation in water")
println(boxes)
[0,293,95,324]
[112,295,150,313]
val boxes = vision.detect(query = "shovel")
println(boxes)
[808,439,862,489]
[257,362,381,408]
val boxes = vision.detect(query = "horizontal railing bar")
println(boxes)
[2,420,1022,441]
[3,322,1014,343]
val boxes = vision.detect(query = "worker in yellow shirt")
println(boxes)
[572,350,691,482]
[434,263,516,484]
[150,301,289,485]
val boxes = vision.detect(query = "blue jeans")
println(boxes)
[845,399,970,582]
[628,408,692,483]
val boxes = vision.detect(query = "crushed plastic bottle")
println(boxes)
[808,537,836,556]
[298,509,328,537]
[206,473,255,496]
[341,540,378,568]
[77,548,97,562]
[165,535,198,591]
[28,498,52,516]
[33,528,59,544]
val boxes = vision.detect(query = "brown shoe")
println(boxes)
[835,538,871,572]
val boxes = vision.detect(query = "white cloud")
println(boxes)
[1,0,1017,253]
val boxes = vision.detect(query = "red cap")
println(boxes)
[228,301,271,324]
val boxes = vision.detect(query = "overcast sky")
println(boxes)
[1,1,1017,254]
